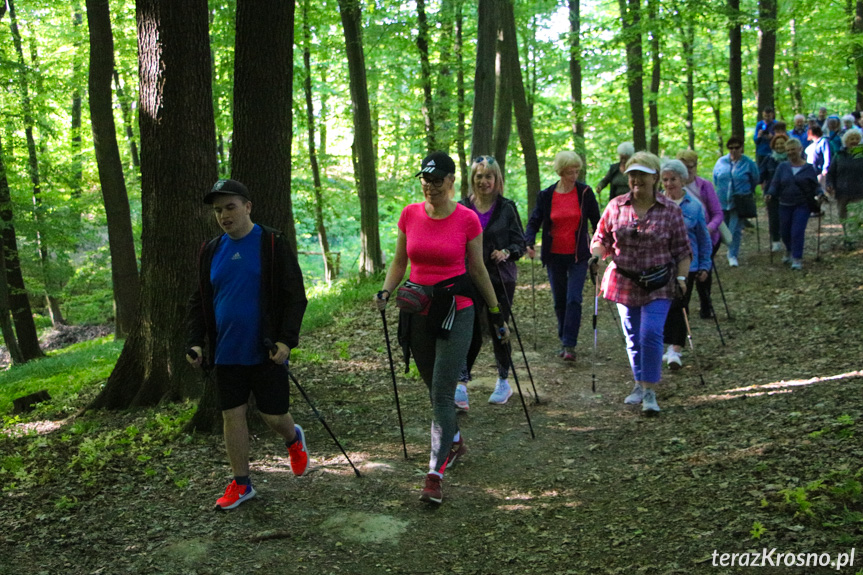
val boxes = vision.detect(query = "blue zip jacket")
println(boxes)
[677,194,712,273]
[712,154,760,210]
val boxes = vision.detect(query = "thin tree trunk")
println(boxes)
[756,0,777,114]
[90,0,217,411]
[86,0,140,339]
[0,131,42,360]
[112,70,140,169]
[435,0,456,153]
[854,2,863,110]
[416,0,437,153]
[501,0,540,214]
[618,0,647,151]
[231,0,297,251]
[320,68,328,158]
[0,134,25,365]
[647,0,660,155]
[455,0,469,197]
[788,18,804,114]
[471,0,497,157]
[729,0,745,138]
[493,29,512,174]
[70,7,84,198]
[7,0,65,326]
[682,17,696,149]
[337,0,382,274]
[569,0,585,167]
[302,0,335,283]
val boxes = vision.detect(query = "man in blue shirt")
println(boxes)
[753,106,776,166]
[186,179,309,510]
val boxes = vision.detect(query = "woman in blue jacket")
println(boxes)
[713,136,760,267]
[659,160,712,370]
[524,151,600,362]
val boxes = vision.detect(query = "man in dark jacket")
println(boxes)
[186,179,309,510]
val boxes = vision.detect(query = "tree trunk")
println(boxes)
[455,0,469,197]
[787,18,804,115]
[492,32,512,174]
[7,0,65,326]
[231,0,297,251]
[682,18,696,149]
[500,0,540,214]
[416,0,437,153]
[302,0,336,283]
[0,133,25,365]
[471,0,497,158]
[855,2,863,110]
[86,0,141,339]
[70,8,84,198]
[337,0,383,274]
[647,0,660,155]
[618,0,647,151]
[569,0,585,168]
[728,0,745,138]
[89,0,217,411]
[435,0,456,153]
[112,70,140,169]
[756,0,777,115]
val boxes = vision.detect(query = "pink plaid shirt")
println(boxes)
[590,192,692,307]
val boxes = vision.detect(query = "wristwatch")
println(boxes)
[676,276,686,281]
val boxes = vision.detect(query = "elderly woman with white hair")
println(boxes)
[659,160,712,370]
[827,128,863,242]
[597,142,635,201]
[525,151,600,362]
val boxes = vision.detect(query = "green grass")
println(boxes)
[301,272,383,332]
[0,336,124,415]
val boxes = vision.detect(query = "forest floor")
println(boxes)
[2,207,863,575]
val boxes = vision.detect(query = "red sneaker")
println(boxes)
[287,425,309,476]
[215,480,256,510]
[420,473,443,504]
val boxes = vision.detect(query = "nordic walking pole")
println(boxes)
[504,339,535,439]
[711,257,732,320]
[264,339,362,477]
[589,259,599,393]
[754,212,761,253]
[708,299,726,346]
[530,255,537,351]
[681,309,707,386]
[379,309,408,459]
[496,263,539,403]
[815,207,823,262]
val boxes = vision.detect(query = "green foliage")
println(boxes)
[301,273,384,332]
[750,520,766,540]
[0,336,123,415]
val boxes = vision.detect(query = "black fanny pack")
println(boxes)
[615,263,674,292]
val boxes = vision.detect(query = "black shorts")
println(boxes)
[215,363,290,414]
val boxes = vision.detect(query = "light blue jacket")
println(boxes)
[712,154,760,210]
[678,194,713,273]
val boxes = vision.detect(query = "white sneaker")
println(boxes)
[661,345,671,362]
[488,379,513,404]
[666,349,682,370]
[791,259,803,270]
[771,241,783,252]
[782,252,792,264]
[624,383,644,405]
[454,384,469,411]
[727,256,739,267]
[642,388,660,413]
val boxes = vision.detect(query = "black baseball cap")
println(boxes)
[203,179,251,204]
[415,151,456,180]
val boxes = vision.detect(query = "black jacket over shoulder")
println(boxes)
[185,224,308,364]
[458,196,526,287]
[523,181,601,265]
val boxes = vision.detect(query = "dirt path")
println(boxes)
[2,213,862,574]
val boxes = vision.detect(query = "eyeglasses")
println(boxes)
[727,146,742,151]
[420,177,446,189]
[473,156,495,165]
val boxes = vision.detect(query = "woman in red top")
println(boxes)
[590,152,691,414]
[375,151,508,505]
[524,151,601,362]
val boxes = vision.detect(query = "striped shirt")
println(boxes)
[590,192,692,307]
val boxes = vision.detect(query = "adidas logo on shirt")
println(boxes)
[231,252,242,261]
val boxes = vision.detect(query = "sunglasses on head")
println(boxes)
[473,156,495,165]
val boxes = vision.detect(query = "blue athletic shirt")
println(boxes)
[211,224,266,365]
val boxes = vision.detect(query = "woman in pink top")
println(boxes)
[375,151,509,505]
[677,150,724,319]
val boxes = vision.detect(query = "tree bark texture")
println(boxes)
[435,0,456,153]
[416,0,437,153]
[302,0,336,283]
[0,132,25,365]
[569,0,585,166]
[729,0,745,138]
[500,0,540,214]
[71,9,84,197]
[337,0,382,274]
[647,0,660,155]
[492,39,512,174]
[471,0,497,158]
[682,18,696,150]
[756,0,777,115]
[90,0,217,410]
[455,0,469,197]
[618,0,647,151]
[86,0,141,339]
[231,0,297,252]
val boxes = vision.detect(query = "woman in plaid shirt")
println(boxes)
[589,152,692,413]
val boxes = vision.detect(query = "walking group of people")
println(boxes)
[185,109,859,507]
